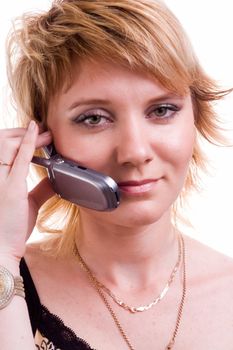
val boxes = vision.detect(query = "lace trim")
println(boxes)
[35,335,61,350]
[39,304,96,350]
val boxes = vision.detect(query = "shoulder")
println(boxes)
[24,234,78,276]
[24,235,78,301]
[25,236,59,273]
[184,234,233,316]
[181,235,233,346]
[184,234,233,282]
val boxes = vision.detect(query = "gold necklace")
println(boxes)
[95,234,182,313]
[76,234,186,350]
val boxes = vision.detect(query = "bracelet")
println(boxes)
[0,265,25,309]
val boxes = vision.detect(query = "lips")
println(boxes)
[118,179,157,186]
[117,179,159,194]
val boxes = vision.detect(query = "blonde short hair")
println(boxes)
[6,0,231,255]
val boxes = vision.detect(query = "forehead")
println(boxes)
[47,58,191,122]
[59,59,183,101]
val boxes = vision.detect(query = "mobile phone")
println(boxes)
[31,146,120,211]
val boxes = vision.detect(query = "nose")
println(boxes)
[116,121,154,167]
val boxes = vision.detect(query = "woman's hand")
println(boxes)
[0,121,55,263]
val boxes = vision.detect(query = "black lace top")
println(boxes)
[20,258,96,350]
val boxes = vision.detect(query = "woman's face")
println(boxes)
[47,59,195,227]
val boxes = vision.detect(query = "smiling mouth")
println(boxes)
[117,179,160,194]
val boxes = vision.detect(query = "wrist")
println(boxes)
[0,255,21,275]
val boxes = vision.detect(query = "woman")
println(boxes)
[0,1,232,349]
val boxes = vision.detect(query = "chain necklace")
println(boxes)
[95,234,182,313]
[76,234,186,350]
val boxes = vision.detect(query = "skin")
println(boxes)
[48,60,195,229]
[1,59,233,349]
[46,59,196,287]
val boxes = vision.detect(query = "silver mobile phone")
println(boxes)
[31,146,120,211]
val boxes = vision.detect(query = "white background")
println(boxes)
[0,1,233,257]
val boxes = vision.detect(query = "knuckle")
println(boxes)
[0,136,19,151]
[0,139,20,164]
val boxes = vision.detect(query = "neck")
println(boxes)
[75,211,178,291]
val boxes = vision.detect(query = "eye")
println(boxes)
[72,110,112,128]
[149,104,180,120]
[82,114,103,125]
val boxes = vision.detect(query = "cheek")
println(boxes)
[157,121,195,173]
[48,121,112,168]
[173,127,195,162]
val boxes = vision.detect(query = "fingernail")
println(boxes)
[42,131,52,137]
[28,120,36,131]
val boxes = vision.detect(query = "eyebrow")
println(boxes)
[68,99,112,111]
[67,93,184,111]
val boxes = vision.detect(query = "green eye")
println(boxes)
[73,111,112,129]
[88,115,102,124]
[149,104,180,120]
[155,107,168,116]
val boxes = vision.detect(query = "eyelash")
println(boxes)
[72,104,180,128]
[148,104,180,120]
[73,112,111,129]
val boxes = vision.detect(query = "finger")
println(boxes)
[0,137,25,168]
[0,127,26,137]
[0,164,12,182]
[6,130,52,150]
[0,130,51,151]
[0,138,19,180]
[0,127,51,142]
[0,127,52,183]
[35,131,52,149]
[0,130,52,171]
[9,121,39,182]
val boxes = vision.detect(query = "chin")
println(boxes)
[81,198,172,228]
[114,201,171,228]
